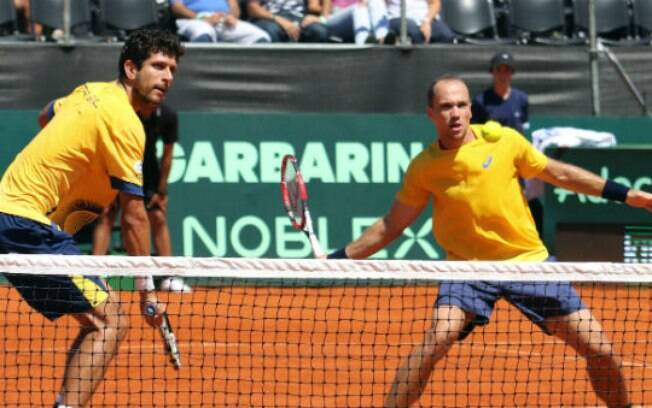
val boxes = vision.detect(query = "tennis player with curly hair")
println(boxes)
[0,29,184,408]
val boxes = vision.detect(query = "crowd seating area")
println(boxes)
[0,0,651,45]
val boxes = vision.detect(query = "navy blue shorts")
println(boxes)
[435,279,586,340]
[0,213,109,321]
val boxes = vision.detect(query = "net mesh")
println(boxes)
[1,255,651,407]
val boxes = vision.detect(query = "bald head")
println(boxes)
[427,75,470,108]
[426,75,474,149]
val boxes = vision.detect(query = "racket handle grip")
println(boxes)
[144,303,157,317]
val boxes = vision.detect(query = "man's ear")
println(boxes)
[123,59,138,81]
[426,106,435,119]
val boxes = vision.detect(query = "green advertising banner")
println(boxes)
[543,146,652,261]
[1,110,651,261]
[166,112,445,259]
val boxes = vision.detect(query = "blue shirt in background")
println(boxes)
[172,0,229,14]
[472,87,529,134]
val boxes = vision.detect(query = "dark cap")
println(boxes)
[489,51,515,72]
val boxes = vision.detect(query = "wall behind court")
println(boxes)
[2,43,652,115]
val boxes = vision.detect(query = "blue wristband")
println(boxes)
[601,180,629,203]
[327,247,349,259]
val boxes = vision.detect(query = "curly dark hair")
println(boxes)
[118,29,184,79]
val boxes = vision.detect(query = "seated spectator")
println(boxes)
[385,0,454,44]
[14,0,42,34]
[320,0,389,44]
[171,0,271,43]
[247,0,329,42]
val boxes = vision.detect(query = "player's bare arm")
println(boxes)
[119,191,163,326]
[537,157,652,212]
[346,200,425,259]
[537,158,608,196]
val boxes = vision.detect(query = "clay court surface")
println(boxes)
[1,284,651,407]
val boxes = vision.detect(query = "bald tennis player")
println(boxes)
[328,74,652,408]
[0,29,183,408]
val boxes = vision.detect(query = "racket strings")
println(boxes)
[283,163,305,226]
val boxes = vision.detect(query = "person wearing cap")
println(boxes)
[472,51,542,234]
[472,51,529,134]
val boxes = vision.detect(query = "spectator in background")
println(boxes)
[171,0,271,43]
[247,0,329,42]
[318,0,389,44]
[384,0,454,44]
[472,51,541,235]
[93,103,190,293]
[14,0,41,34]
[472,51,529,134]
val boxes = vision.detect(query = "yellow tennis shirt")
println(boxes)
[0,82,145,234]
[396,123,549,261]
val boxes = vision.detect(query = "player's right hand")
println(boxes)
[141,292,165,328]
[626,189,652,212]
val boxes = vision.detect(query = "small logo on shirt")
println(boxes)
[134,160,143,174]
[482,156,493,169]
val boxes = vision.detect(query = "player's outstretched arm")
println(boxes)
[537,157,652,211]
[537,158,607,196]
[330,200,425,260]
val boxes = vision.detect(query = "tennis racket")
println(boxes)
[145,305,181,370]
[280,154,325,258]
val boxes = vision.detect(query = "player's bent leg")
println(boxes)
[148,208,172,257]
[91,204,117,255]
[59,289,129,408]
[384,305,473,408]
[545,308,630,408]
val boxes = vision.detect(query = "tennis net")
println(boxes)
[0,254,651,407]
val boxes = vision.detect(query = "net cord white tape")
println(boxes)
[0,254,651,283]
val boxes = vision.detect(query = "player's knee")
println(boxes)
[149,209,167,225]
[424,327,460,350]
[98,295,130,341]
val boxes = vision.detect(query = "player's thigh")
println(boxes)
[73,287,128,333]
[434,280,499,341]
[545,308,614,356]
[427,304,474,344]
[506,281,585,334]
[0,214,113,321]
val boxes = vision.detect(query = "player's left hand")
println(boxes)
[626,189,652,212]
